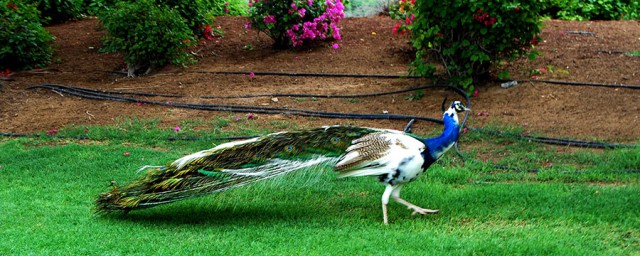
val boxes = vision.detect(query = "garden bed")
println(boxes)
[1,16,639,141]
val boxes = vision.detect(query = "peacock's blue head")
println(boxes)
[449,101,470,113]
[443,101,470,124]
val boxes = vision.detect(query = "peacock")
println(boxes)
[96,101,470,224]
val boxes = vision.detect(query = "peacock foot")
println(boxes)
[408,206,439,216]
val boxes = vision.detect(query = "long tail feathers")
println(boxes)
[95,126,379,213]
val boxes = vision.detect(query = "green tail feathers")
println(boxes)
[95,126,379,213]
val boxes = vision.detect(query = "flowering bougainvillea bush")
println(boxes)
[1,0,55,71]
[407,1,543,92]
[247,0,345,48]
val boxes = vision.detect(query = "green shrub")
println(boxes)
[540,0,638,20]
[30,0,83,24]
[99,0,195,76]
[94,0,217,39]
[83,0,118,16]
[157,0,212,37]
[0,0,55,71]
[203,0,248,16]
[408,1,543,92]
[622,1,640,20]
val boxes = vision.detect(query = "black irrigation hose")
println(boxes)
[0,132,91,140]
[562,30,595,35]
[115,69,640,90]
[471,128,636,149]
[519,79,640,90]
[27,83,469,125]
[193,70,423,79]
[0,132,255,141]
[194,71,640,90]
[29,83,452,99]
[595,50,627,55]
[491,165,640,174]
[27,84,638,149]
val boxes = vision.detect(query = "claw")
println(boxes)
[408,206,439,216]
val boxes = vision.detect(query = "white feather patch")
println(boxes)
[170,135,267,169]
[220,156,337,178]
[336,133,425,179]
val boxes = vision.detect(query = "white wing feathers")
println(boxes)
[334,132,425,178]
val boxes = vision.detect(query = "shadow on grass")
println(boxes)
[94,202,368,227]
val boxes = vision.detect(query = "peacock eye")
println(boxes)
[331,137,340,144]
[347,131,361,137]
[285,145,295,151]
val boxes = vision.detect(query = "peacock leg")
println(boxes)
[381,185,394,225]
[391,185,439,216]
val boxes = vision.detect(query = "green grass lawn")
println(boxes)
[1,120,638,255]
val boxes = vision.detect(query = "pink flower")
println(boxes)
[83,128,89,133]
[264,15,276,24]
[247,113,255,119]
[136,102,143,106]
[244,22,252,30]
[234,116,241,121]
[249,72,255,77]
[308,0,314,5]
[123,152,131,156]
[174,125,181,133]
[46,129,58,135]
[332,43,339,49]
[473,90,479,96]
[463,127,469,134]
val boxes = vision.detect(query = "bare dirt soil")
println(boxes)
[1,16,639,142]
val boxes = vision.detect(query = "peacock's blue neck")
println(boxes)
[423,113,460,160]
